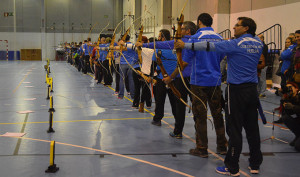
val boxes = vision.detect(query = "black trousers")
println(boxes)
[224,83,263,174]
[132,67,152,107]
[114,64,120,92]
[74,56,80,67]
[83,55,90,74]
[173,77,190,134]
[282,113,300,138]
[102,60,112,85]
[95,62,103,83]
[153,78,177,121]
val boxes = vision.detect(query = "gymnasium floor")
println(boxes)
[0,60,299,177]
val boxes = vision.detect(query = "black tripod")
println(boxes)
[261,110,288,144]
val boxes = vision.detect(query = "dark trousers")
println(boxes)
[114,64,120,92]
[141,83,152,107]
[191,85,227,150]
[74,56,80,67]
[102,60,112,85]
[95,62,103,83]
[132,67,152,107]
[78,57,84,72]
[173,77,190,134]
[153,79,177,121]
[224,83,263,174]
[282,114,300,138]
[82,55,90,74]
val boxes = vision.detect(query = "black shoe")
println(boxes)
[273,118,283,124]
[169,132,183,139]
[151,120,161,126]
[217,146,227,155]
[189,148,208,158]
[132,103,139,109]
[290,137,299,146]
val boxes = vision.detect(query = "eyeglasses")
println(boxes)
[234,24,243,27]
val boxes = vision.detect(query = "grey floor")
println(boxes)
[0,61,299,177]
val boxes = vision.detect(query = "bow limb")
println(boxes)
[106,17,127,78]
[93,22,110,74]
[136,25,144,64]
[145,10,190,108]
[156,53,191,109]
[87,22,99,74]
[171,1,207,111]
[96,22,110,58]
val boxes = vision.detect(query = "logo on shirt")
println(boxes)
[238,37,262,54]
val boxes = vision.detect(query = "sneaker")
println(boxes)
[113,92,119,96]
[117,96,123,99]
[151,120,161,126]
[169,132,183,139]
[127,92,130,95]
[248,166,259,174]
[216,166,240,176]
[189,148,208,158]
[217,146,227,155]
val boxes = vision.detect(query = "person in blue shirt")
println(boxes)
[74,42,81,69]
[176,16,264,176]
[115,35,138,99]
[136,24,196,133]
[82,38,93,74]
[168,13,228,158]
[134,29,177,126]
[280,41,296,87]
[148,21,197,138]
[150,29,178,126]
[102,37,113,86]
[163,21,196,139]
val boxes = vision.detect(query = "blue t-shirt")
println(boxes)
[120,42,139,68]
[143,36,192,78]
[99,44,109,61]
[83,43,93,56]
[152,49,177,79]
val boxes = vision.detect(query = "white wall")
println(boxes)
[0,32,102,60]
[231,2,300,38]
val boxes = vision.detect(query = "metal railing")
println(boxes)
[258,24,282,79]
[266,42,279,79]
[219,29,231,39]
[258,24,282,51]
